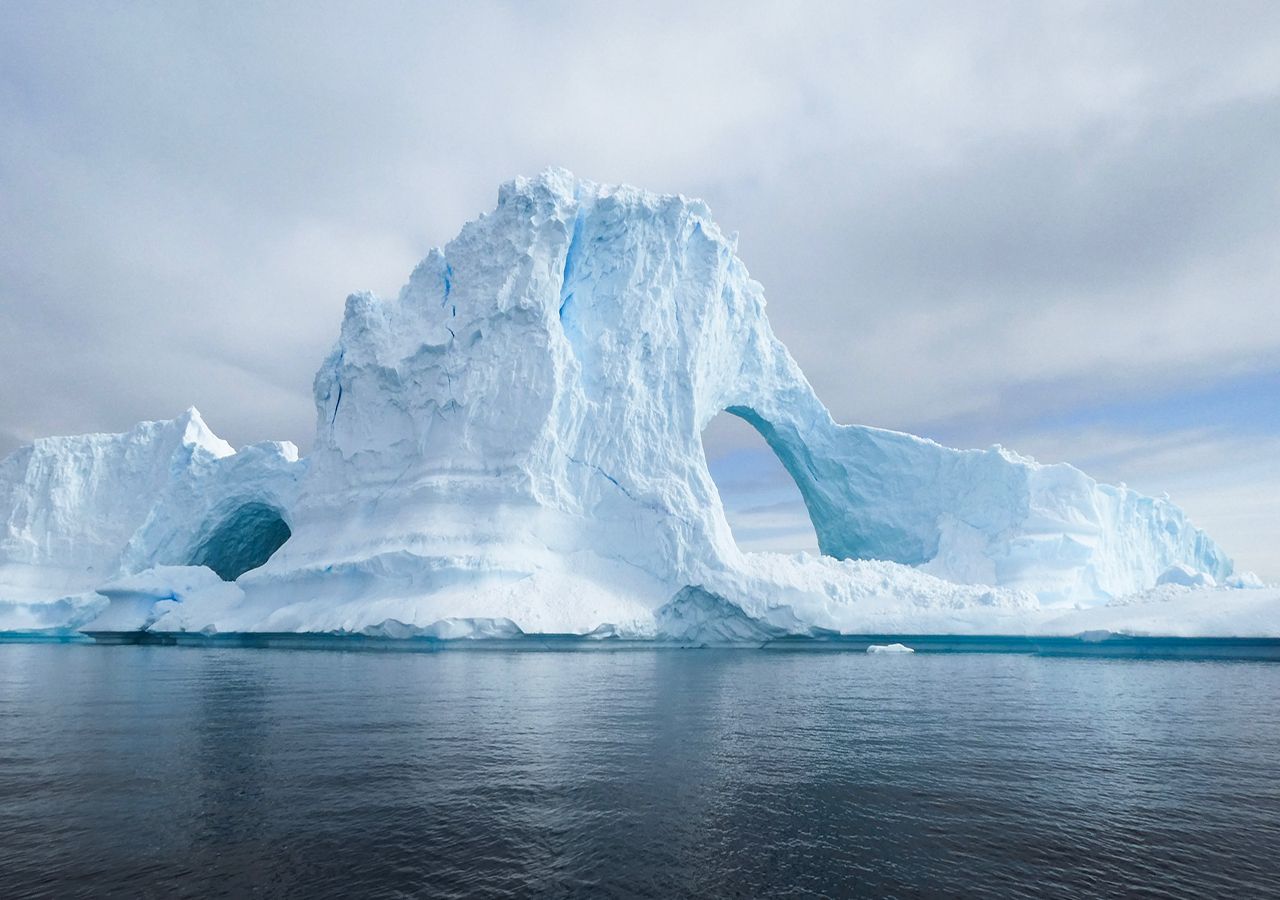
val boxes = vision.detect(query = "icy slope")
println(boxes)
[0,170,1255,638]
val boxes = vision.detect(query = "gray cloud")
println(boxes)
[2,1,1277,570]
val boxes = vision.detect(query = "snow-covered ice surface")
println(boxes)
[1044,582,1280,639]
[1,170,1273,640]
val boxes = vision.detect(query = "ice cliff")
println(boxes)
[0,170,1254,638]
[0,411,300,630]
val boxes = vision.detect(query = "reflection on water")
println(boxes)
[1,645,1277,897]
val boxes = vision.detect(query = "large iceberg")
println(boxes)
[0,170,1262,639]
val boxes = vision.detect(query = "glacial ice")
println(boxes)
[0,410,300,631]
[868,643,915,654]
[1,169,1271,639]
[1156,563,1217,589]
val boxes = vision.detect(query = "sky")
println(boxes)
[1,1,1277,578]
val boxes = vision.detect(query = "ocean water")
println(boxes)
[1,645,1277,898]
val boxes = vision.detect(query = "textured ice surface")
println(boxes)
[0,410,300,631]
[1,170,1269,638]
[1156,563,1217,589]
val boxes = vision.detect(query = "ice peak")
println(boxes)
[172,407,234,459]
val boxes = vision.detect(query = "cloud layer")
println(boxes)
[2,2,1277,575]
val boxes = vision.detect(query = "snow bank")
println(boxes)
[1044,583,1280,638]
[86,565,245,633]
[0,170,1265,639]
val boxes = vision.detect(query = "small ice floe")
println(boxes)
[867,642,915,654]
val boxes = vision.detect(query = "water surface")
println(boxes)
[1,645,1277,897]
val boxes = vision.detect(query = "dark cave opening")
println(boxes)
[189,502,292,581]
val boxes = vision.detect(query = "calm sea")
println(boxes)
[1,644,1277,898]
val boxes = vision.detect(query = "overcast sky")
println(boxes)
[2,1,1277,577]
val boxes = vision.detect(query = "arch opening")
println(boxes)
[189,502,292,581]
[702,409,821,555]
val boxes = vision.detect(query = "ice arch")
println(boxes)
[189,502,292,581]
[703,409,820,555]
[290,169,1232,614]
[719,401,945,566]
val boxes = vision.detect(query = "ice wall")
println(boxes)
[290,172,1223,586]
[0,409,300,629]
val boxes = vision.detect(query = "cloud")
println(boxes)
[1,1,1277,571]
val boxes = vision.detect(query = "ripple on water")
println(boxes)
[0,646,1277,898]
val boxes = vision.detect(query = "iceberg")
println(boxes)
[0,410,300,631]
[0,169,1266,640]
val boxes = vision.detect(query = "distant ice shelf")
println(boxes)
[0,170,1271,641]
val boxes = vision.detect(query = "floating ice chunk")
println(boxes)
[867,643,915,654]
